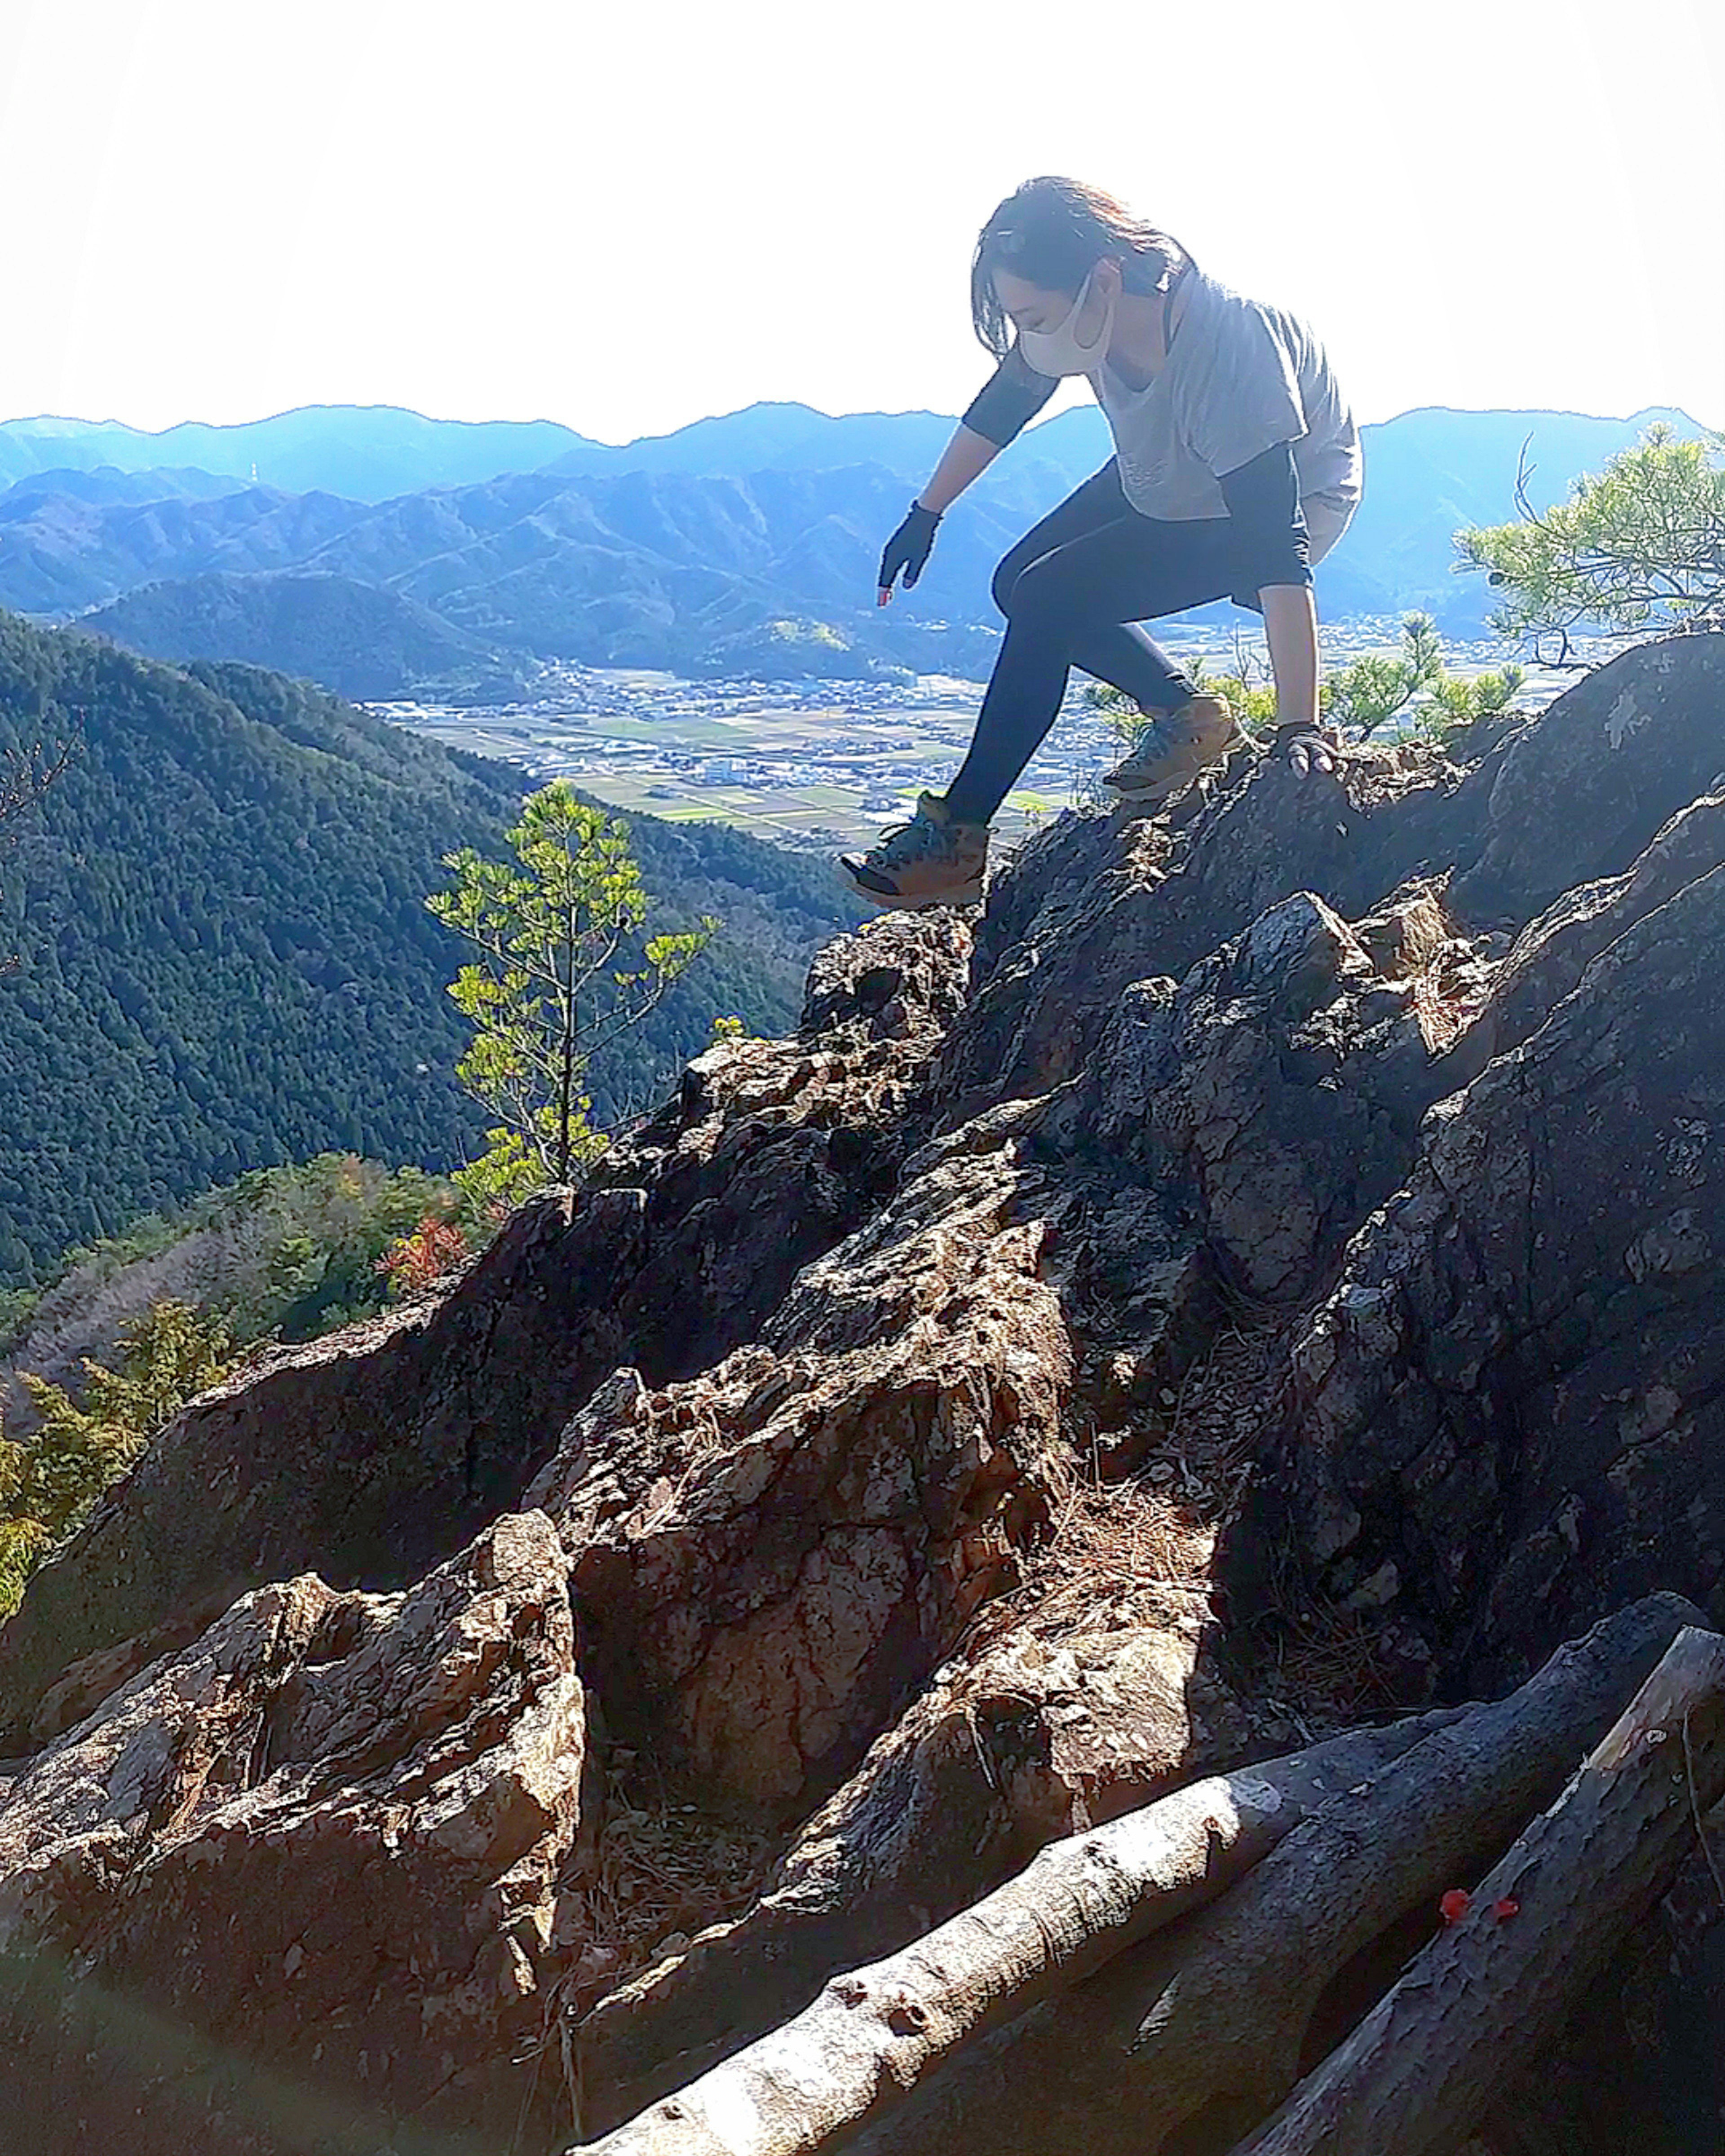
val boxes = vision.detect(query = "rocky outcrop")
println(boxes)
[2,634,1724,2155]
[1448,629,1725,919]
[0,911,971,1752]
[0,1510,589,2152]
[1247,786,1725,1694]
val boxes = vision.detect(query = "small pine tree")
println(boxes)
[427,783,714,1199]
[1457,424,1725,656]
[1324,614,1446,736]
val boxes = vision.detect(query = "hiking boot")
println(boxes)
[838,792,989,910]
[1102,695,1242,802]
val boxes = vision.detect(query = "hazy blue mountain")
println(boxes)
[0,403,1706,674]
[0,407,600,504]
[78,571,538,702]
[544,402,964,480]
[544,397,1706,630]
[0,482,368,614]
[0,465,243,510]
[0,464,1023,676]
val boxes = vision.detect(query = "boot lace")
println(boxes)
[867,808,949,868]
[1119,716,1181,773]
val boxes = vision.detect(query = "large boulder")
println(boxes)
[1450,631,1725,920]
[0,1510,589,2153]
[0,912,971,1750]
[529,1121,1075,1820]
[1247,789,1725,1692]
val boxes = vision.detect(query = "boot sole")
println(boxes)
[1106,770,1202,804]
[835,861,984,910]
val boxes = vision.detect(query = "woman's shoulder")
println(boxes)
[1188,270,1313,349]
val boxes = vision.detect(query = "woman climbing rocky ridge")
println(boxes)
[0,631,1723,2153]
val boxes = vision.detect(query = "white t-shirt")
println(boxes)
[1090,270,1362,547]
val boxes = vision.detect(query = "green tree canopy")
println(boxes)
[2,1299,235,1615]
[1458,424,1725,655]
[428,783,714,1202]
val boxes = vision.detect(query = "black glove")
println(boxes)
[1274,722,1340,780]
[877,501,942,603]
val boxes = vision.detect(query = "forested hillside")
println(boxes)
[80,570,536,702]
[0,614,860,1283]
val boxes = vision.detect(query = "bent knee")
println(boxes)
[995,551,1076,624]
[991,551,1030,618]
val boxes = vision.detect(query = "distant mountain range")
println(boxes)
[0,401,1705,686]
[0,410,593,503]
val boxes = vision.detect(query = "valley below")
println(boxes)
[378,621,1595,852]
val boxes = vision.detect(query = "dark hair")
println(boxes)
[970,176,1184,358]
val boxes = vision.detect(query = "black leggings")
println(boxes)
[944,460,1240,826]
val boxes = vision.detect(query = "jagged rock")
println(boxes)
[3,635,1724,2156]
[1450,631,1725,920]
[1461,780,1725,1067]
[532,1124,1074,1817]
[527,876,1463,1835]
[1038,891,1424,1302]
[0,1510,589,2154]
[796,906,972,1038]
[940,636,1725,1117]
[0,914,969,1751]
[574,1615,1238,2133]
[937,743,1474,1114]
[1246,796,1725,1692]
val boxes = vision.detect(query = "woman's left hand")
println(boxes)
[1274,723,1339,779]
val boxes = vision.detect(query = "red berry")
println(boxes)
[1439,1889,1472,1925]
[1493,1897,1520,1922]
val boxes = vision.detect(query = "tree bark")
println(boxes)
[573,1633,1438,2135]
[572,1714,1462,2156]
[1231,1625,1725,2156]
[841,1592,1702,2156]
[573,1595,1700,2156]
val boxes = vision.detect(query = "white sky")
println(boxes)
[1,0,1721,441]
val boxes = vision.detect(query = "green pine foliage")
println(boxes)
[429,785,712,1192]
[0,612,861,1286]
[2,1299,236,1616]
[1458,424,1725,653]
[1084,616,1527,753]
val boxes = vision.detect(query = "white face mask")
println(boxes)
[1017,269,1116,378]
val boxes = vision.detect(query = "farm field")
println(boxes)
[389,676,1094,850]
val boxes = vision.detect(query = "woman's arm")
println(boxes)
[1216,442,1330,755]
[916,424,1007,513]
[1261,583,1320,730]
[920,345,1060,512]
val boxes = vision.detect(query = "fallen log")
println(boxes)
[840,1591,1702,2156]
[1231,1623,1725,2156]
[574,1595,1698,2156]
[570,1711,1464,2156]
